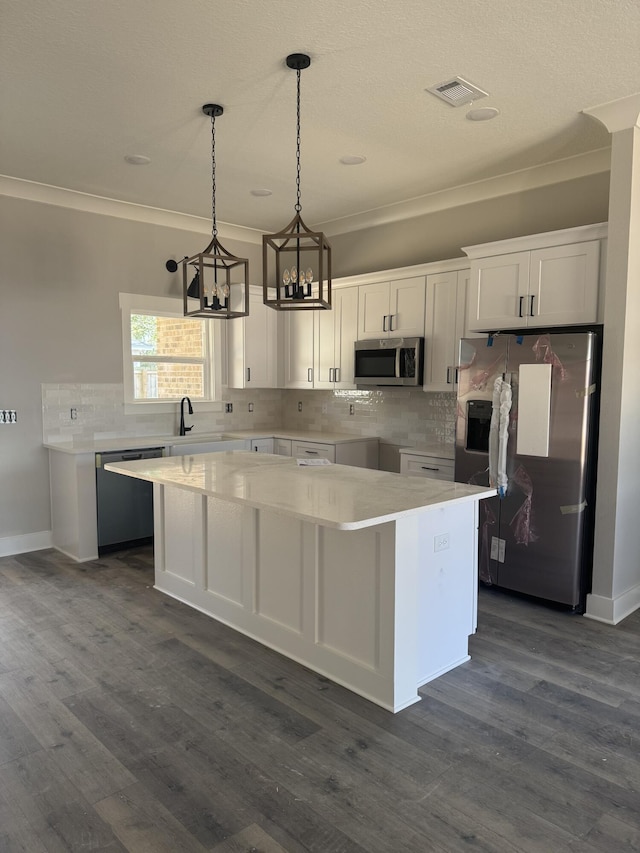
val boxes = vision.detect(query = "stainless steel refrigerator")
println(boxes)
[454,331,600,610]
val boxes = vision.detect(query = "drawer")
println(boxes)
[291,440,336,462]
[400,453,454,481]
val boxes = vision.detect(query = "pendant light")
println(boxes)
[166,104,249,319]
[262,54,331,311]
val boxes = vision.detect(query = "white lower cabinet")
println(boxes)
[275,439,292,456]
[291,440,336,462]
[251,438,275,453]
[400,452,454,482]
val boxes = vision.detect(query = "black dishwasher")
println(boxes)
[95,447,165,554]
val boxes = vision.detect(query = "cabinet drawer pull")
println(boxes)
[530,294,535,316]
[518,295,524,318]
[421,466,439,471]
[305,449,318,455]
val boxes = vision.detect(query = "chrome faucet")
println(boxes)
[179,396,194,436]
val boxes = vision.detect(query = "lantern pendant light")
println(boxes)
[262,54,332,311]
[168,104,249,319]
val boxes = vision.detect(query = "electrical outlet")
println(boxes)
[225,403,233,413]
[434,533,449,552]
[248,402,254,412]
[70,408,77,420]
[298,401,303,412]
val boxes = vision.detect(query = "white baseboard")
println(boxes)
[585,584,640,625]
[0,530,53,558]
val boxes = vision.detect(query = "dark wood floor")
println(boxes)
[1,548,640,853]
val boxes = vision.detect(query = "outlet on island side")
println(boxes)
[434,533,450,553]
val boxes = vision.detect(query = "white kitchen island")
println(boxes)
[105,451,494,713]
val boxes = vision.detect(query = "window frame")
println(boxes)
[119,292,224,413]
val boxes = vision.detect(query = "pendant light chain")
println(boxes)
[295,67,302,214]
[211,112,218,238]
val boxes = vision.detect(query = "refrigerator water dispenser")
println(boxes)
[466,399,492,453]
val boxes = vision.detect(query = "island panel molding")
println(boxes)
[107,451,494,712]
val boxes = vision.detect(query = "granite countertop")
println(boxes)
[42,433,238,454]
[44,429,378,455]
[224,429,378,444]
[104,450,494,530]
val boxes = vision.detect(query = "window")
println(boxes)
[120,293,223,410]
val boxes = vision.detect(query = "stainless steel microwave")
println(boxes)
[354,337,424,386]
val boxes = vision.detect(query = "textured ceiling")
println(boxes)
[1,0,637,233]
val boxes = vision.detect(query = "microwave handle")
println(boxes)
[395,345,401,380]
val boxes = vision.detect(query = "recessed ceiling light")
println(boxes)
[466,107,500,122]
[340,154,367,165]
[250,188,273,197]
[124,154,151,165]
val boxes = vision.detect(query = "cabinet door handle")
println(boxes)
[421,466,439,471]
[247,367,251,382]
[389,314,395,332]
[308,368,313,383]
[518,296,524,318]
[382,314,388,332]
[335,367,340,383]
[530,294,535,317]
[446,366,452,384]
[329,368,334,382]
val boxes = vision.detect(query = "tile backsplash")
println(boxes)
[42,383,456,452]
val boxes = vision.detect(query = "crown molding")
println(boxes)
[1,147,611,244]
[0,176,263,245]
[583,93,640,134]
[319,148,611,237]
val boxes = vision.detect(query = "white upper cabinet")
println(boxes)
[283,287,359,390]
[314,287,358,389]
[357,277,425,339]
[423,268,473,393]
[464,225,605,332]
[227,287,278,388]
[282,308,315,389]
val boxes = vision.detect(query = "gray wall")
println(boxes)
[330,172,610,277]
[0,171,610,547]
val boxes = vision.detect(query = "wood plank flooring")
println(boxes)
[1,546,640,852]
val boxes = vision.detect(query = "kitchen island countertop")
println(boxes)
[105,450,493,530]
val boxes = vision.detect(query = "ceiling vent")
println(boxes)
[427,77,489,107]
